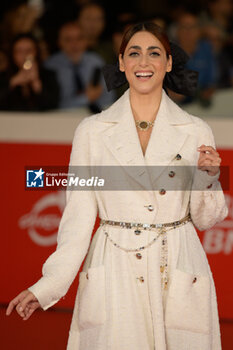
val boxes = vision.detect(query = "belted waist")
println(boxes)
[100,213,192,230]
[100,212,192,291]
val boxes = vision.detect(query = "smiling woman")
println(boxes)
[6,21,228,350]
[113,27,172,156]
[118,29,172,96]
[127,36,169,91]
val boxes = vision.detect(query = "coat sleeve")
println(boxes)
[189,121,228,231]
[27,117,98,310]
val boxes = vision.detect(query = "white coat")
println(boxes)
[28,88,228,350]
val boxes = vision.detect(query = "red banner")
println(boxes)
[1,143,232,318]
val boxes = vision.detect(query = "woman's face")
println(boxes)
[119,31,172,95]
[13,38,37,69]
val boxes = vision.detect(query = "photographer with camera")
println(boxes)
[0,33,59,111]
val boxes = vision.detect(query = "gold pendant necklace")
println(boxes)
[135,120,154,131]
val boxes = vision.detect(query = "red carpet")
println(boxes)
[1,305,232,349]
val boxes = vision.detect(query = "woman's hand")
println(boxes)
[197,144,221,176]
[26,62,42,93]
[6,289,41,320]
[26,61,40,82]
[9,62,42,93]
[9,70,31,88]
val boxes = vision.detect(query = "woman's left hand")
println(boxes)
[197,144,221,176]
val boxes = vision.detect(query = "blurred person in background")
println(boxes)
[0,2,43,52]
[200,0,233,87]
[203,23,233,88]
[169,10,218,107]
[38,0,80,53]
[0,33,60,111]
[76,1,113,63]
[44,21,115,111]
[77,1,105,49]
[199,0,233,36]
[0,2,50,66]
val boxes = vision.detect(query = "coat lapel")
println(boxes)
[144,91,194,186]
[98,88,194,191]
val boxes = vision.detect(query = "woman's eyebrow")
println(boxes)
[127,45,162,51]
[147,46,162,51]
[127,45,141,50]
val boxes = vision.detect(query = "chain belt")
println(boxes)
[100,213,192,290]
[100,213,191,230]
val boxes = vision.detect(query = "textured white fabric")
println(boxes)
[27,89,228,350]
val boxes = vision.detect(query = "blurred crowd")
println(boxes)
[0,0,232,112]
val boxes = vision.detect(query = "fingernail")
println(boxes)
[19,306,23,312]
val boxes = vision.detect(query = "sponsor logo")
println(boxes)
[18,191,65,246]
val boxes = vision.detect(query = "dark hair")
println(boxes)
[119,21,171,58]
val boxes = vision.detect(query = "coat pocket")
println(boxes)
[164,268,211,334]
[78,265,106,330]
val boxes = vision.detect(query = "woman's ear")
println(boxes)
[166,54,172,73]
[118,54,125,72]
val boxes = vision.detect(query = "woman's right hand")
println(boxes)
[9,70,31,88]
[6,289,41,320]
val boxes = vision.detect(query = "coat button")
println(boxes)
[192,277,197,283]
[159,188,166,195]
[145,204,154,211]
[168,170,175,177]
[134,229,141,235]
[136,253,142,259]
[137,276,144,283]
[175,154,182,160]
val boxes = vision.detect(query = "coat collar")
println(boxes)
[97,88,194,191]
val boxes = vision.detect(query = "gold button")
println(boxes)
[137,276,144,283]
[159,188,166,195]
[144,204,154,211]
[136,253,142,259]
[168,170,175,177]
[175,154,182,160]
